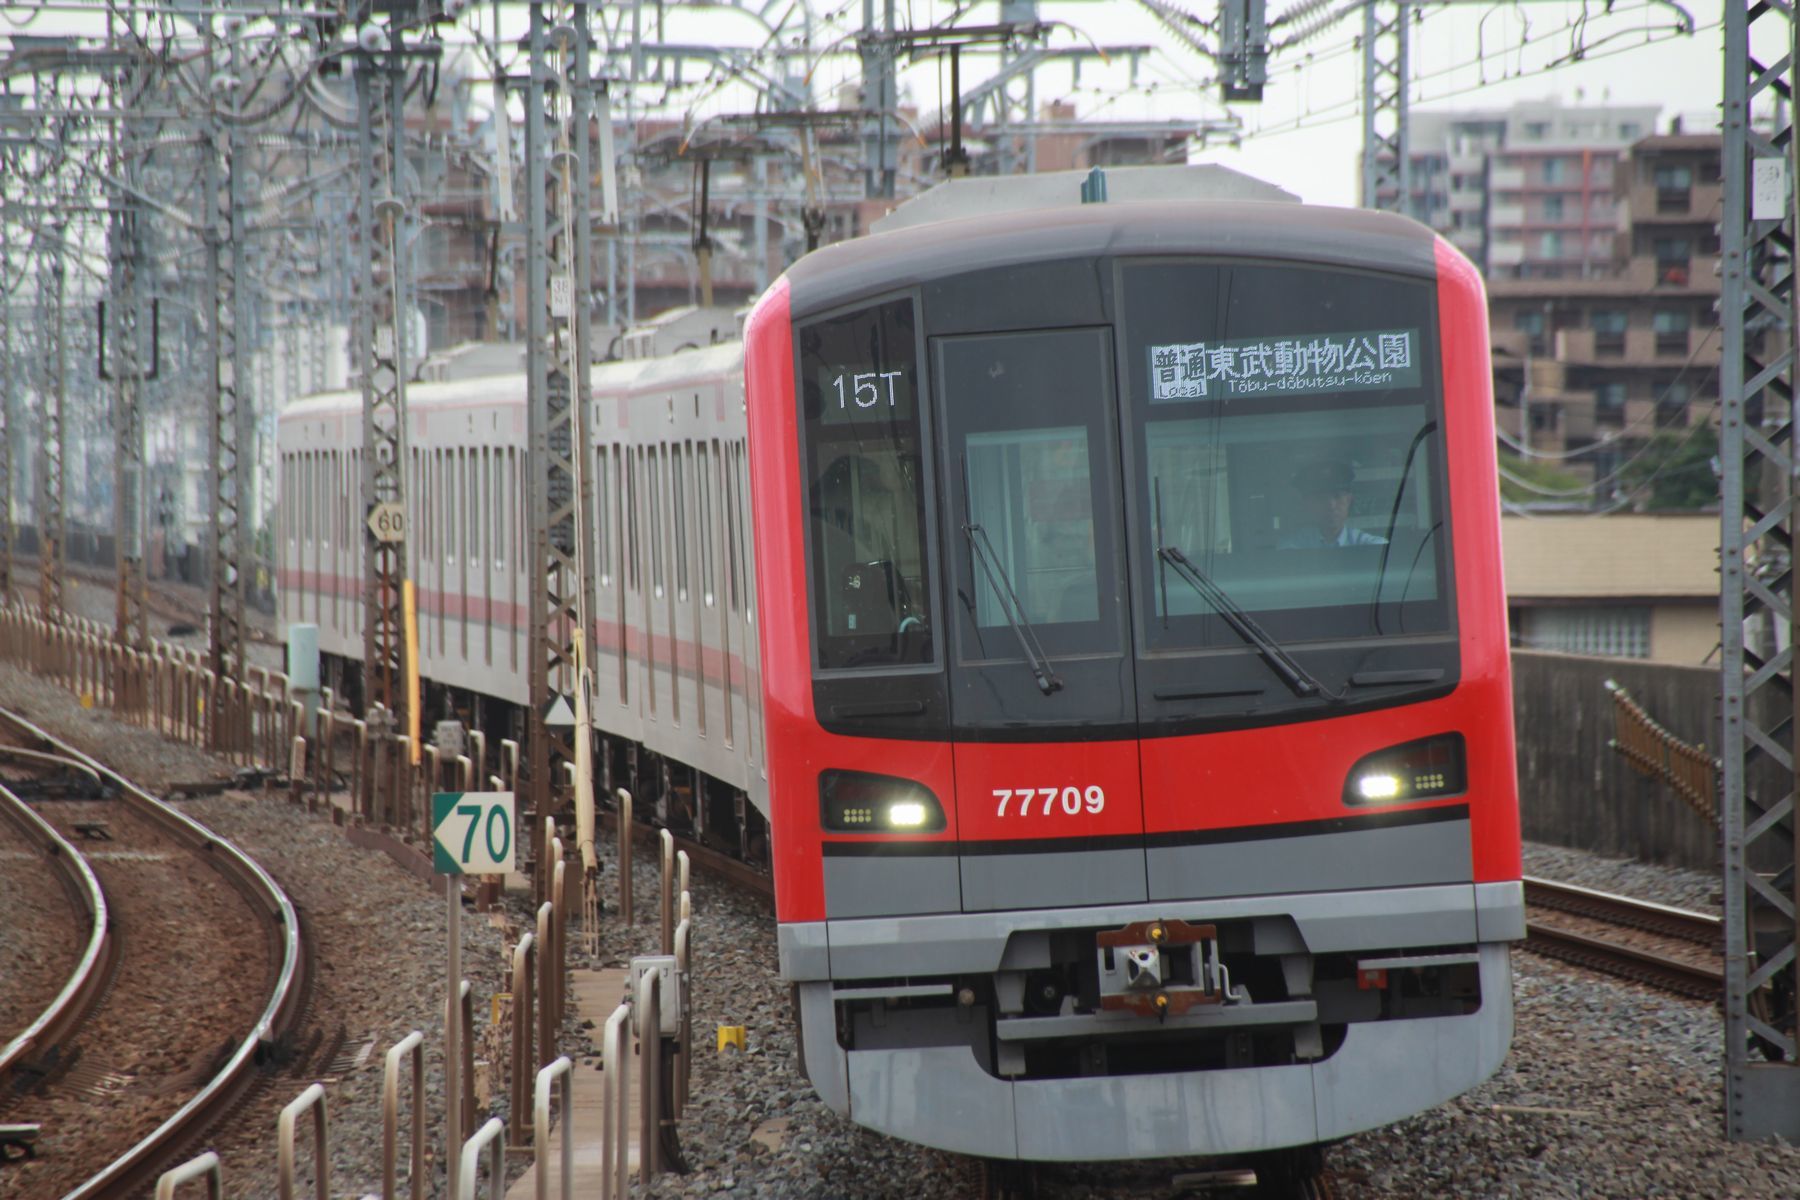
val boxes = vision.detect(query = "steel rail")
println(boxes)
[1524,920,1723,1001]
[1523,875,1720,947]
[0,705,308,1200]
[0,744,108,788]
[0,777,114,1089]
[599,808,775,902]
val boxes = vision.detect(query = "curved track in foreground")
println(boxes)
[0,704,307,1199]
[1523,875,1723,1001]
[0,753,114,1102]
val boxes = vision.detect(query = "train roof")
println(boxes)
[784,199,1441,320]
[869,164,1299,233]
[279,340,746,423]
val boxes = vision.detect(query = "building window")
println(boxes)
[1653,236,1692,285]
[1539,231,1565,258]
[1524,121,1551,141]
[1543,194,1565,221]
[1520,606,1650,658]
[1591,309,1628,356]
[1515,310,1547,355]
[1653,310,1691,355]
[1654,164,1693,213]
[1595,381,1627,424]
[1542,158,1566,184]
[1619,122,1643,140]
[1655,377,1691,428]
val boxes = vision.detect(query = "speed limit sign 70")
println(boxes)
[431,792,516,875]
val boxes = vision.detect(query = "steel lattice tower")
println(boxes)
[1358,0,1409,212]
[1719,0,1800,1140]
[354,23,412,816]
[523,1,599,875]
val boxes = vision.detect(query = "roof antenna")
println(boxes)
[1080,166,1108,204]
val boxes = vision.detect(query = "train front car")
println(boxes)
[744,201,1521,1163]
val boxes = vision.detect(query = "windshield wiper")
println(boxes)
[1156,543,1339,701]
[961,460,1062,696]
[966,522,1063,695]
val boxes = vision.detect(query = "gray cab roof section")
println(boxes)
[871,163,1297,233]
[785,200,1442,321]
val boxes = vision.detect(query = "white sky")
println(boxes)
[0,0,1735,210]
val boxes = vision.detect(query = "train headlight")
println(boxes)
[1343,733,1466,806]
[820,770,946,834]
[1355,773,1402,801]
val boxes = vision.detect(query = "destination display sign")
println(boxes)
[1149,328,1421,402]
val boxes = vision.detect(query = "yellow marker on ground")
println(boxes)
[79,692,93,709]
[717,1025,747,1054]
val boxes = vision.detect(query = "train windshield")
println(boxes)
[1121,261,1452,653]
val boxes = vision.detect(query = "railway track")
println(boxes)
[0,705,307,1199]
[1523,875,1723,1001]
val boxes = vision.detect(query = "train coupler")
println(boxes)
[1096,919,1247,1018]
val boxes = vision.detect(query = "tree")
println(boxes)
[1618,424,1719,511]
[1496,449,1585,506]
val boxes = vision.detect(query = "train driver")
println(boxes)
[1279,459,1388,548]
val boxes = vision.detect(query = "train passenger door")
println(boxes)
[933,327,1146,911]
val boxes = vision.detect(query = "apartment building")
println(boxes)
[1400,100,1659,279]
[1486,129,1723,486]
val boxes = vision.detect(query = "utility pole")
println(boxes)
[1718,0,1800,1140]
[354,16,412,818]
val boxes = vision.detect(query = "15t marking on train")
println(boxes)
[994,786,1106,818]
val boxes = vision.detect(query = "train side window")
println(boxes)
[482,447,492,568]
[627,448,640,591]
[445,450,457,567]
[699,440,715,606]
[496,448,506,570]
[467,448,478,563]
[669,444,680,600]
[720,448,736,615]
[595,441,610,586]
[733,442,748,617]
[303,453,314,546]
[515,447,526,573]
[425,448,435,565]
[433,449,443,565]
[322,450,332,554]
[650,447,664,597]
[489,447,504,572]
[612,445,624,586]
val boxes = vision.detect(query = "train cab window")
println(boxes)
[1119,260,1452,658]
[799,298,934,671]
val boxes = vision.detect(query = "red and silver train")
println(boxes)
[280,199,1522,1165]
